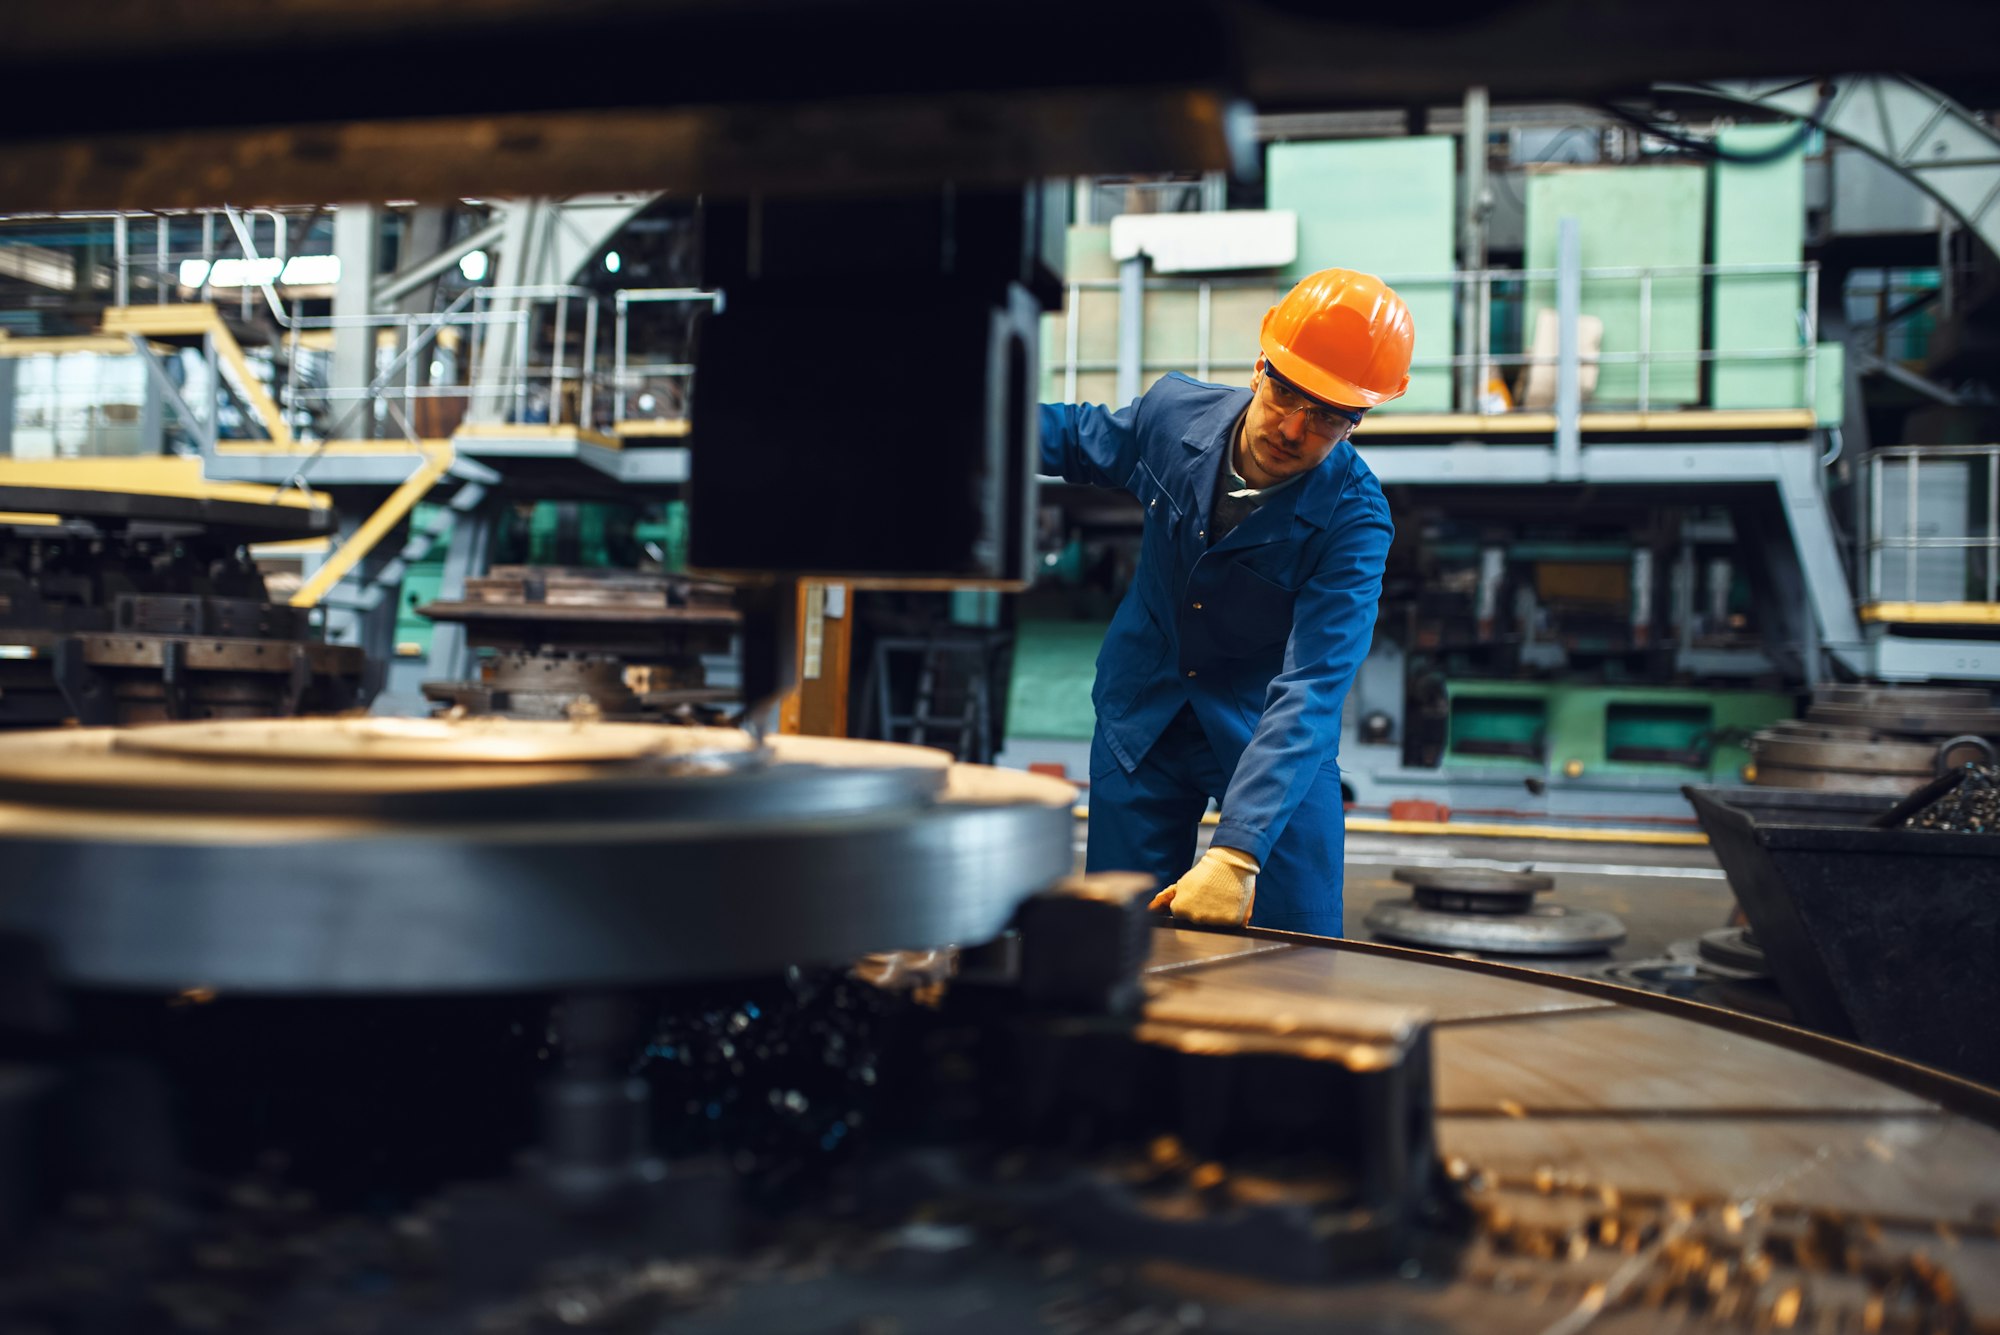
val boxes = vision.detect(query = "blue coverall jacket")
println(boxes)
[1040,373,1393,933]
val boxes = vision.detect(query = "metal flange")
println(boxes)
[0,722,1077,993]
[1363,900,1625,956]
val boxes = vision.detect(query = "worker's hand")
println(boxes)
[1149,846,1259,927]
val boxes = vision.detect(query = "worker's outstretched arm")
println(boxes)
[1210,480,1393,865]
[1039,399,1145,492]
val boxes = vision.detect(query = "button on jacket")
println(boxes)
[1040,373,1393,877]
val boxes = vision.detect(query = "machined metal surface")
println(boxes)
[1695,925,1769,975]
[1805,685,2000,740]
[1391,867,1555,895]
[1363,900,1627,956]
[1750,728,1939,777]
[1749,762,1927,796]
[0,722,1075,992]
[0,725,938,819]
[110,715,750,766]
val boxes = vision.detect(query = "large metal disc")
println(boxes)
[0,723,1069,992]
[1807,702,2000,738]
[1696,925,1770,976]
[0,724,955,819]
[0,729,1075,993]
[1391,867,1555,894]
[111,716,756,765]
[1751,763,1924,796]
[1363,900,1626,956]
[1750,730,1938,777]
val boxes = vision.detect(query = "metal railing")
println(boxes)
[611,288,720,427]
[1866,444,2000,606]
[274,286,621,441]
[464,284,605,428]
[1047,260,1821,419]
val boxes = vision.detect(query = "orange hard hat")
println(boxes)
[1258,268,1415,409]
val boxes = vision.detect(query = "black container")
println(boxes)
[1684,785,2000,1087]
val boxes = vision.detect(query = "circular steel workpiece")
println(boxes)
[1750,729,1938,777]
[0,725,1076,993]
[1807,702,2000,739]
[0,723,928,819]
[111,715,752,765]
[1392,866,1553,915]
[1812,684,1991,713]
[1695,925,1770,977]
[1391,866,1555,894]
[0,724,955,820]
[1363,900,1625,956]
[1749,763,1923,796]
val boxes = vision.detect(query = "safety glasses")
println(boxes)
[1260,368,1365,440]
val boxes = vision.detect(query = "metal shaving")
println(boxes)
[1903,763,2000,833]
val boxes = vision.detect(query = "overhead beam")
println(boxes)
[373,215,504,306]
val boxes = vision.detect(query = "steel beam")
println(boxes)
[1553,216,1582,480]
[1116,254,1145,405]
[373,216,505,307]
[1457,85,1488,415]
[331,203,380,435]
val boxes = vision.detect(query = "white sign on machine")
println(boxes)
[1108,210,1298,274]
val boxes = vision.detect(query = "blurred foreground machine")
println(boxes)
[0,717,1997,1332]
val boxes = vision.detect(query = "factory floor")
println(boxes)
[1338,828,1733,974]
[1082,817,1784,1021]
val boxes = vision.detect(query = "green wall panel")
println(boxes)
[1268,137,1456,413]
[1041,230,1272,405]
[1712,123,1808,410]
[1005,619,1107,741]
[1526,166,1708,407]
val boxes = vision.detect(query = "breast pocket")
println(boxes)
[1215,562,1297,655]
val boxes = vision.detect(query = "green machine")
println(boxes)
[1444,681,1791,787]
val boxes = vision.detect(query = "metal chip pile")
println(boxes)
[1904,764,2000,833]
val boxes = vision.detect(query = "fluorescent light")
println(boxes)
[459,250,489,282]
[178,255,340,288]
[280,254,341,285]
[604,250,622,274]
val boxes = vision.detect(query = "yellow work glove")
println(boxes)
[1149,846,1259,927]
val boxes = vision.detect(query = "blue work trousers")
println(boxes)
[1086,707,1346,936]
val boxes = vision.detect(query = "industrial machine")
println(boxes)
[0,470,366,726]
[1,716,1997,1332]
[1,2,1999,1329]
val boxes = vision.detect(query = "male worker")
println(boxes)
[1039,268,1410,935]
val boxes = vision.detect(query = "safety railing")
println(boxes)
[0,207,328,312]
[610,288,720,430]
[1044,259,1821,421]
[275,286,617,441]
[1865,444,2000,607]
